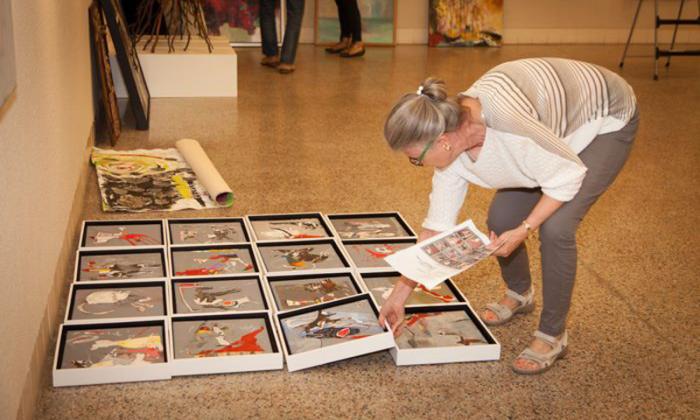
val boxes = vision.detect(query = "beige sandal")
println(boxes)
[512,330,568,375]
[481,288,535,326]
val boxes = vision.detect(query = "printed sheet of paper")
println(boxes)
[385,220,494,289]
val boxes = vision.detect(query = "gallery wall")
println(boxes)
[299,0,700,44]
[0,0,94,418]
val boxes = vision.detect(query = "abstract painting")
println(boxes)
[257,243,347,273]
[169,219,247,245]
[395,310,488,349]
[70,284,166,320]
[172,247,256,277]
[203,0,284,45]
[59,324,166,369]
[280,299,384,354]
[91,148,218,212]
[362,274,459,306]
[344,241,415,269]
[269,275,359,311]
[83,222,163,248]
[172,317,274,359]
[315,0,396,45]
[173,277,266,313]
[250,215,330,241]
[329,214,413,239]
[428,0,503,47]
[0,0,16,111]
[78,251,166,281]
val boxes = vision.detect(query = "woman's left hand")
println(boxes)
[489,226,528,258]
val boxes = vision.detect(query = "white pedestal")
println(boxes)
[112,36,237,98]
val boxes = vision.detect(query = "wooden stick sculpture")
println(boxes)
[133,0,213,53]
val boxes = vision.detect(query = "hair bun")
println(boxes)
[420,77,447,102]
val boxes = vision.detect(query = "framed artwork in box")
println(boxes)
[256,239,350,275]
[276,293,394,372]
[327,212,415,240]
[390,304,501,366]
[66,280,168,322]
[341,238,416,272]
[360,272,466,307]
[75,249,167,282]
[248,213,332,242]
[80,220,165,249]
[203,0,286,47]
[168,218,249,246]
[169,312,283,376]
[267,272,362,312]
[99,0,151,129]
[172,275,268,314]
[428,0,503,47]
[52,319,170,387]
[315,0,397,46]
[170,245,258,278]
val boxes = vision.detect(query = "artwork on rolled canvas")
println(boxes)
[169,219,248,245]
[362,274,460,306]
[83,222,163,248]
[344,241,415,269]
[69,283,166,320]
[250,215,330,241]
[172,317,274,359]
[395,310,488,349]
[77,251,166,281]
[172,247,256,277]
[58,324,166,369]
[316,0,396,45]
[329,214,412,239]
[173,277,266,313]
[203,0,284,46]
[257,242,347,272]
[428,0,503,47]
[280,298,385,354]
[268,275,359,311]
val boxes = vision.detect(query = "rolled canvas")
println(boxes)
[176,138,234,207]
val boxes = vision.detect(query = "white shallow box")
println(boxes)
[256,239,352,277]
[79,219,166,250]
[275,294,395,372]
[170,243,260,280]
[169,312,284,376]
[325,211,417,241]
[166,217,251,247]
[339,238,418,274]
[53,319,171,387]
[390,304,501,366]
[74,248,170,283]
[112,36,237,98]
[246,212,334,243]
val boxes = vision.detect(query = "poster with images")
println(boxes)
[428,0,503,47]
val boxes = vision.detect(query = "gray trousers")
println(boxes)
[487,111,640,336]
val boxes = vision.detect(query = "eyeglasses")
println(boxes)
[408,138,437,167]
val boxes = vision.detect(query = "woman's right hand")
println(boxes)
[378,277,415,337]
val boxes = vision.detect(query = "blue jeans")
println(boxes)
[261,0,305,64]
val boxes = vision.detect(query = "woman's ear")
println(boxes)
[437,133,453,151]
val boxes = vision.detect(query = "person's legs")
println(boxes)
[260,0,279,62]
[345,0,362,42]
[335,0,350,39]
[279,0,305,67]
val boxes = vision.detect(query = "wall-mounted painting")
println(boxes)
[428,0,502,47]
[315,0,396,45]
[203,0,285,46]
[0,0,17,111]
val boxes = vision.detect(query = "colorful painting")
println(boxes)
[316,0,396,45]
[396,310,488,349]
[173,278,265,313]
[362,274,459,306]
[428,0,503,47]
[344,241,415,269]
[0,0,16,111]
[83,222,163,248]
[91,148,218,212]
[280,299,384,354]
[59,325,166,369]
[172,317,274,359]
[203,0,283,45]
[257,243,347,273]
[269,275,359,311]
[77,251,166,281]
[329,214,412,239]
[169,220,247,245]
[250,216,329,241]
[70,284,165,320]
[172,247,256,277]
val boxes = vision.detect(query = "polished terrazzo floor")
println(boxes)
[37,45,699,418]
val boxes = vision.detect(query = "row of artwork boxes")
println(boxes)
[77,212,418,250]
[55,293,501,387]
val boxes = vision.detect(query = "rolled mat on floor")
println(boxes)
[176,138,234,207]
